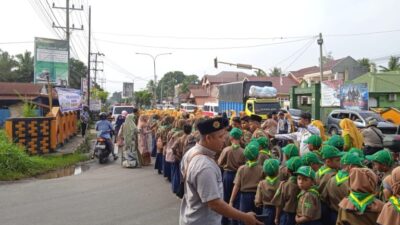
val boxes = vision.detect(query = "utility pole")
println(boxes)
[317,33,324,83]
[53,1,84,87]
[87,6,91,107]
[90,52,104,84]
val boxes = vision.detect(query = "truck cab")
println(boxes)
[245,98,281,120]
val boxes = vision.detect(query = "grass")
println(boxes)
[0,131,89,181]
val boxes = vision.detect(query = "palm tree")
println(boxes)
[379,56,400,72]
[358,58,376,72]
[269,67,282,77]
[15,51,34,82]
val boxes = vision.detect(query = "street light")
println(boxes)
[136,52,172,107]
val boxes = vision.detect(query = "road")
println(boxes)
[0,159,180,225]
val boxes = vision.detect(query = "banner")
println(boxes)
[122,82,134,98]
[321,80,343,107]
[34,37,69,86]
[90,98,102,111]
[340,83,369,111]
[55,88,83,112]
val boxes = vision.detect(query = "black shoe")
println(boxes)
[113,155,118,160]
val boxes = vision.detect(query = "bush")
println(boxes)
[0,131,33,173]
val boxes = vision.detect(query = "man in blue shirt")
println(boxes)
[95,112,118,160]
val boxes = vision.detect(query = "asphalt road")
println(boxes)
[0,159,180,225]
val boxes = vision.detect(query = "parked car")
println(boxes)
[162,104,175,110]
[111,105,135,125]
[180,103,197,113]
[202,102,219,117]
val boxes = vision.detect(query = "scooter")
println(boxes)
[94,130,112,164]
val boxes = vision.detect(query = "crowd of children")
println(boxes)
[145,110,400,225]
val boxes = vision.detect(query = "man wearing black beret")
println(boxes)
[249,114,267,139]
[180,117,262,225]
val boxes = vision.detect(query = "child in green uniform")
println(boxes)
[304,135,322,152]
[377,166,400,225]
[279,144,299,181]
[336,168,384,225]
[218,128,246,225]
[366,149,394,201]
[323,134,344,151]
[230,141,265,221]
[255,159,280,225]
[255,136,271,166]
[272,156,302,225]
[301,152,323,172]
[321,152,363,225]
[316,145,344,225]
[295,166,322,225]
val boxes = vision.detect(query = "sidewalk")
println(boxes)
[54,129,97,156]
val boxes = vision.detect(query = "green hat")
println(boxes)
[286,156,303,172]
[256,136,269,149]
[323,135,344,149]
[348,147,365,159]
[301,152,323,166]
[341,152,363,167]
[304,135,322,148]
[229,128,243,140]
[244,142,260,161]
[263,159,280,176]
[365,149,394,167]
[320,145,344,160]
[282,144,299,158]
[295,166,316,180]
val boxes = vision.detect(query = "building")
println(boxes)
[289,56,368,84]
[351,71,400,108]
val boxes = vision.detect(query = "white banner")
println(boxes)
[321,80,343,107]
[55,88,83,112]
[90,99,102,111]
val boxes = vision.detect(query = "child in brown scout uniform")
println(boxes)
[316,145,343,225]
[218,128,246,225]
[249,114,268,139]
[304,135,322,152]
[301,152,323,172]
[230,142,264,223]
[241,116,253,147]
[255,136,271,166]
[377,166,400,225]
[271,156,302,225]
[279,144,299,181]
[255,159,280,225]
[171,123,191,194]
[323,134,344,151]
[321,152,363,225]
[336,168,384,225]
[294,166,322,225]
[366,149,395,201]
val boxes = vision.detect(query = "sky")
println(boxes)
[1,0,400,94]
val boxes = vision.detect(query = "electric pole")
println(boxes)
[90,52,104,84]
[317,33,324,83]
[52,0,84,87]
[87,6,91,106]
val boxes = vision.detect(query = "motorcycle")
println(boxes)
[94,130,112,164]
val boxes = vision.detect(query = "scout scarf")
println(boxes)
[232,143,240,150]
[389,196,400,213]
[266,176,278,186]
[246,160,258,168]
[348,191,376,213]
[260,149,271,156]
[335,170,349,186]
[318,166,333,178]
[297,186,319,199]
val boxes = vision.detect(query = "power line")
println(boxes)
[0,41,33,45]
[282,37,316,72]
[326,28,400,37]
[94,37,314,50]
[103,56,150,82]
[274,38,316,67]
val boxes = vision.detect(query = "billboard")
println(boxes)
[122,82,134,98]
[321,80,343,107]
[55,87,83,112]
[340,83,369,111]
[34,37,69,86]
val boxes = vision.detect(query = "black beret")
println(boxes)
[241,116,250,122]
[232,116,241,123]
[249,114,262,123]
[197,117,229,135]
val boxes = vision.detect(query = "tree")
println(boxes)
[0,49,18,82]
[379,56,400,72]
[69,58,88,89]
[156,71,186,101]
[269,67,282,77]
[320,51,334,65]
[15,51,34,82]
[134,90,152,108]
[358,58,376,72]
[109,91,123,104]
[91,87,109,104]
[180,75,199,93]
[255,69,267,77]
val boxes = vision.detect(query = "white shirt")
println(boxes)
[275,125,320,156]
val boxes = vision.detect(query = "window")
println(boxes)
[389,94,397,101]
[330,113,339,119]
[247,103,253,112]
[338,113,350,119]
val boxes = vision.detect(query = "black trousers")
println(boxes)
[81,122,87,136]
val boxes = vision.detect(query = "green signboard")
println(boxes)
[34,37,69,86]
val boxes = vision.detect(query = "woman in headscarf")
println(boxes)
[118,114,141,168]
[377,166,400,225]
[340,118,364,151]
[310,120,327,141]
[285,113,295,133]
[138,115,153,166]
[336,167,384,225]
